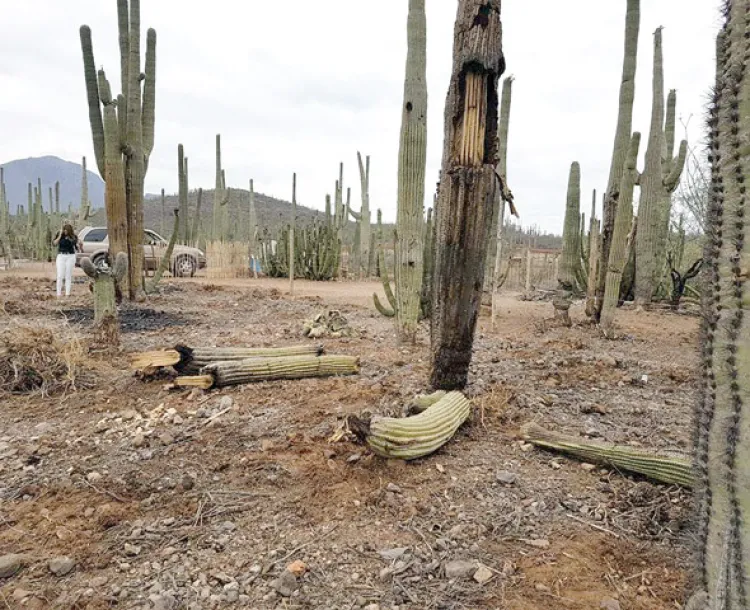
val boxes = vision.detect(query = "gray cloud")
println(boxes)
[0,0,719,233]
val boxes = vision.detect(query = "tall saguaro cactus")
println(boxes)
[394,0,427,344]
[212,134,230,241]
[595,0,640,321]
[248,179,258,278]
[687,5,750,607]
[600,133,641,334]
[430,0,504,390]
[491,76,514,295]
[177,144,189,243]
[80,0,156,299]
[353,152,372,279]
[553,162,582,325]
[634,28,687,308]
[290,173,296,295]
[79,156,91,226]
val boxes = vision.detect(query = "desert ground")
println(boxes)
[0,266,698,610]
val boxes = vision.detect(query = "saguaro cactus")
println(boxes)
[394,0,427,344]
[595,0,640,321]
[248,179,258,278]
[81,251,128,343]
[80,0,156,299]
[490,76,514,297]
[79,156,91,226]
[430,0,504,390]
[600,133,641,334]
[634,28,687,308]
[686,8,750,607]
[553,162,582,325]
[289,173,296,294]
[212,134,230,241]
[177,144,189,243]
[349,152,372,278]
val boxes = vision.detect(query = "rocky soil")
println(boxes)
[0,274,699,609]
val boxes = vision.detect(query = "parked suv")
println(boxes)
[75,227,206,277]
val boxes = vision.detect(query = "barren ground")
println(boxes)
[0,267,700,610]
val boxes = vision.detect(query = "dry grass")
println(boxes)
[205,241,250,279]
[0,323,97,396]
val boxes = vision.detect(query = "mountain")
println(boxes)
[88,187,332,239]
[0,156,104,213]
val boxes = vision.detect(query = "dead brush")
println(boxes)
[0,323,97,396]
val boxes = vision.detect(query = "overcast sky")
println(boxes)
[0,1,718,233]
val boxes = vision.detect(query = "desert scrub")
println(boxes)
[0,324,97,396]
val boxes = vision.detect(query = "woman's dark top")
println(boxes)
[58,234,77,255]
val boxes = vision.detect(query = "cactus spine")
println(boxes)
[212,134,230,241]
[80,0,156,299]
[595,0,640,321]
[430,0,503,390]
[392,0,427,343]
[553,162,582,325]
[687,6,750,607]
[634,28,687,308]
[600,133,641,333]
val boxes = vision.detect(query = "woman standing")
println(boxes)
[52,222,81,297]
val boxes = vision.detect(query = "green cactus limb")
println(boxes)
[430,0,503,391]
[347,391,470,460]
[373,248,397,317]
[248,179,258,277]
[520,423,692,488]
[145,208,179,294]
[176,355,360,389]
[554,162,582,325]
[600,133,641,334]
[394,0,427,344]
[584,190,600,317]
[212,134,230,241]
[595,0,640,322]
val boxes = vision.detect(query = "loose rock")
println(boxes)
[444,560,477,579]
[48,556,75,577]
[271,570,298,597]
[0,554,24,578]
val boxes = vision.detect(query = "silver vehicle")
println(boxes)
[75,226,206,277]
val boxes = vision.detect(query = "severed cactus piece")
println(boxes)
[130,344,324,372]
[175,354,359,389]
[348,391,470,460]
[521,423,692,488]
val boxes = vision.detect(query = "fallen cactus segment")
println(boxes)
[174,354,360,389]
[520,422,692,488]
[347,391,471,460]
[130,344,325,374]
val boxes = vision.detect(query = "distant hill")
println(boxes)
[0,156,104,213]
[89,187,352,240]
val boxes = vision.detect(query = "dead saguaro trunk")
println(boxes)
[81,252,128,344]
[430,0,503,391]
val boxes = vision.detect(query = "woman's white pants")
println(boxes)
[56,253,76,297]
